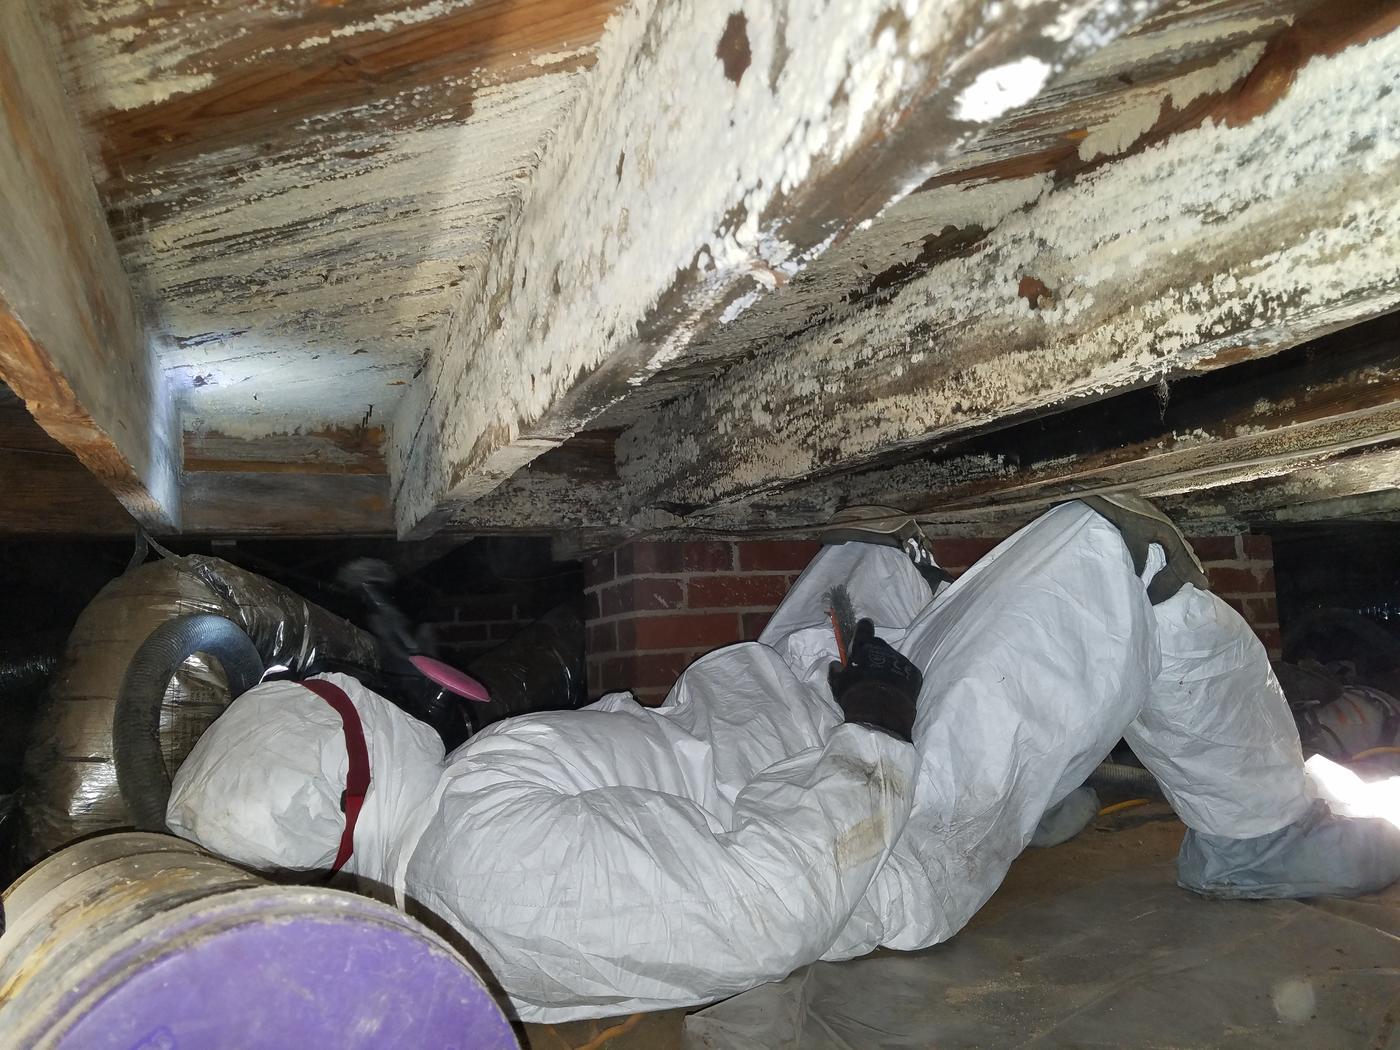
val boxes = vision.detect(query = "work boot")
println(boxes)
[822,506,952,590]
[1077,493,1208,604]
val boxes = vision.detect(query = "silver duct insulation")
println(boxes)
[16,556,377,861]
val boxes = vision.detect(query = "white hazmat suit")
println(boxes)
[168,503,1384,1022]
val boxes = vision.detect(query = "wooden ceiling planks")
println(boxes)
[47,0,618,181]
[41,0,623,442]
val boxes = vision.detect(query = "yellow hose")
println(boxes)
[1349,745,1400,761]
[1098,798,1150,817]
[574,1014,643,1050]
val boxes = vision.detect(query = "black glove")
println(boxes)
[828,619,921,743]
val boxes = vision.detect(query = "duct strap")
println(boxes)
[301,679,370,874]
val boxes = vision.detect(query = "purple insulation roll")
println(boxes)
[58,905,517,1049]
[0,834,519,1050]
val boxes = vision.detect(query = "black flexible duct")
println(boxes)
[0,641,60,697]
[1087,761,1162,797]
[466,603,584,729]
[113,615,265,832]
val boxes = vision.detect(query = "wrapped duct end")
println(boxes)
[114,616,264,832]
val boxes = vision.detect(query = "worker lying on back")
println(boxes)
[166,496,1400,1023]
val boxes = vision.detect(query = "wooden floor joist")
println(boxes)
[618,12,1400,515]
[1161,443,1400,526]
[0,0,178,530]
[388,0,1172,538]
[679,311,1400,535]
[179,472,393,537]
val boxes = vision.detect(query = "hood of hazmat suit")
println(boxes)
[168,674,442,880]
[169,503,1349,1023]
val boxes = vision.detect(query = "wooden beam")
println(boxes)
[51,0,620,183]
[178,429,624,539]
[0,386,131,535]
[450,430,626,534]
[389,0,1171,537]
[618,8,1400,513]
[183,426,386,476]
[667,310,1400,535]
[178,473,391,537]
[1240,489,1400,525]
[1159,443,1400,524]
[414,310,1400,541]
[0,1,179,529]
[590,0,1309,431]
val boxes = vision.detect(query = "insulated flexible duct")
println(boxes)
[16,556,377,861]
[0,634,65,787]
[465,603,584,728]
[1087,761,1162,797]
[113,616,265,832]
[0,638,61,697]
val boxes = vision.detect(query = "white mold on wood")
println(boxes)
[389,0,1164,535]
[136,72,582,435]
[619,26,1400,508]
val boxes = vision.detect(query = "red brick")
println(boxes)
[737,540,821,572]
[688,574,790,609]
[623,650,693,689]
[588,621,617,654]
[631,612,742,651]
[1255,625,1284,656]
[488,621,522,640]
[585,551,615,587]
[629,578,687,612]
[584,590,601,621]
[632,689,669,708]
[1240,534,1273,559]
[682,541,735,572]
[742,611,773,640]
[595,655,631,690]
[601,578,686,617]
[1207,566,1266,594]
[1190,536,1240,562]
[616,542,684,576]
[1242,596,1279,625]
[1220,596,1247,618]
[931,538,999,570]
[615,616,636,650]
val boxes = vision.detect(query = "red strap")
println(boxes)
[301,679,370,874]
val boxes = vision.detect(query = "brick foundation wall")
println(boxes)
[1192,533,1282,658]
[421,589,581,667]
[585,532,1281,705]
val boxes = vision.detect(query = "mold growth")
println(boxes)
[388,0,1160,532]
[953,57,1051,122]
[1076,43,1265,162]
[619,27,1400,507]
[133,71,582,434]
